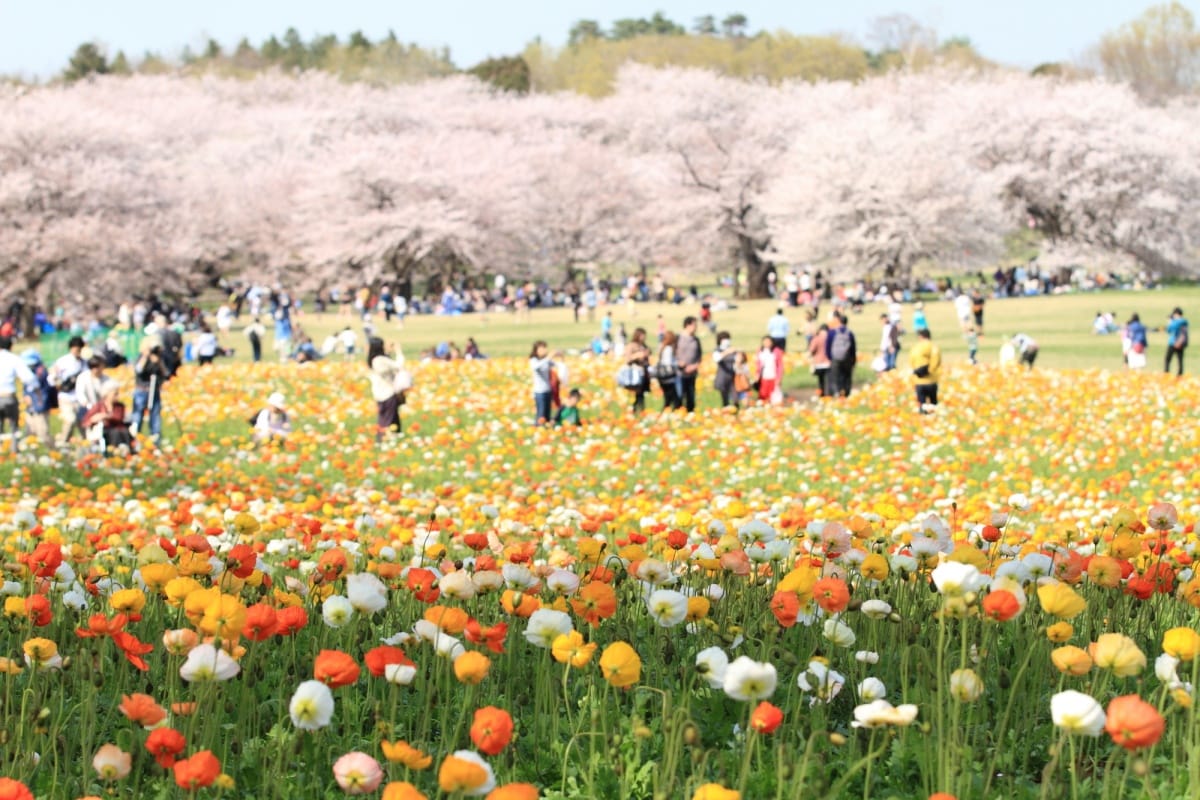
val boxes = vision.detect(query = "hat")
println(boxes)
[20,349,41,366]
[267,392,286,409]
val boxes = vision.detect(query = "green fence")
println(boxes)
[35,328,145,365]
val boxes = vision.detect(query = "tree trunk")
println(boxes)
[737,233,773,299]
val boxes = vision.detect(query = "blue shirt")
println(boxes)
[767,314,790,338]
[1167,317,1188,347]
[1128,321,1148,348]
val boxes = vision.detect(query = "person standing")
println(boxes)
[1125,314,1148,370]
[964,326,979,365]
[244,317,265,363]
[712,332,740,409]
[50,336,87,448]
[131,344,168,445]
[879,314,900,372]
[655,331,682,412]
[530,341,561,426]
[909,329,943,413]
[808,323,831,397]
[367,337,406,441]
[0,335,36,454]
[825,313,857,398]
[676,317,702,413]
[970,289,985,333]
[756,336,785,404]
[20,351,53,446]
[766,308,790,352]
[1165,307,1188,376]
[624,328,652,415]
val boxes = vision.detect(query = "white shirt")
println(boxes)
[0,350,35,395]
[339,329,357,348]
[50,353,85,400]
[955,294,972,319]
[757,349,778,380]
[369,355,401,402]
[531,357,553,394]
[196,332,218,357]
[74,371,114,410]
[880,322,896,352]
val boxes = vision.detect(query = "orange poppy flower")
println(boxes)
[813,577,850,614]
[145,727,186,768]
[173,750,221,789]
[470,706,514,755]
[380,741,433,770]
[242,604,278,641]
[454,651,492,685]
[363,646,414,677]
[464,620,509,654]
[118,693,167,727]
[981,590,1020,622]
[769,591,800,628]
[313,649,361,687]
[276,606,308,636]
[487,784,540,800]
[423,606,470,634]
[569,582,617,627]
[1105,695,1165,750]
[406,568,441,603]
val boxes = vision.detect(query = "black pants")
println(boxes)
[1165,347,1185,376]
[659,379,681,410]
[829,359,854,397]
[680,374,697,412]
[915,383,939,409]
[632,388,646,414]
[771,337,787,352]
[0,396,19,451]
[813,367,829,396]
[251,338,262,362]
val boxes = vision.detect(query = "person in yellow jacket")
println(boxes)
[908,329,942,413]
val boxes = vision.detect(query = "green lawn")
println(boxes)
[219,287,1197,377]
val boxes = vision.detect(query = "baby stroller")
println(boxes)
[81,399,135,456]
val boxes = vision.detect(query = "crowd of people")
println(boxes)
[0,273,1192,453]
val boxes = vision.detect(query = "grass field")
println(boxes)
[216,288,1199,383]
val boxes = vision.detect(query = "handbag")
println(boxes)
[913,365,931,379]
[653,363,678,380]
[616,364,645,389]
[733,373,750,393]
[393,369,413,392]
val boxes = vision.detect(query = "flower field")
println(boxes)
[2,357,1200,799]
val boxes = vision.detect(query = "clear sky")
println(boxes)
[0,0,1188,79]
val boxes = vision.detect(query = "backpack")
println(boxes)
[1176,325,1188,350]
[830,328,853,361]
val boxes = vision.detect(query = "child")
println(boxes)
[339,326,357,358]
[733,351,752,406]
[252,392,291,442]
[964,325,979,365]
[913,302,929,335]
[555,389,582,427]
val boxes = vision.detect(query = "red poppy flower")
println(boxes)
[750,701,784,734]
